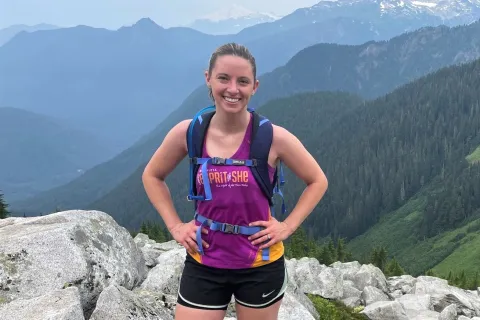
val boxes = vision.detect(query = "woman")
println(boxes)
[142,42,328,320]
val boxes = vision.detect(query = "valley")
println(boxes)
[3,0,480,299]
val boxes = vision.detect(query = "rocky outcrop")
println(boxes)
[1,210,479,320]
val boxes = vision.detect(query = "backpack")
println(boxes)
[185,105,286,261]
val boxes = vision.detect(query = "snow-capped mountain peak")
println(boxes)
[187,4,282,35]
[198,4,281,22]
[308,0,480,22]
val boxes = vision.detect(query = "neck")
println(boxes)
[211,107,250,134]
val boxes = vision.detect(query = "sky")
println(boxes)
[0,0,321,29]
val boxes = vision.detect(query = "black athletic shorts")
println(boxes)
[177,254,288,310]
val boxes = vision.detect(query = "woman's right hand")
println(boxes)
[169,220,209,255]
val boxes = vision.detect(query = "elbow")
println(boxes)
[313,171,328,195]
[322,172,328,191]
[142,164,154,185]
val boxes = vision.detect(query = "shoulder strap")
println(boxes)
[249,111,275,206]
[186,105,216,203]
[249,109,286,216]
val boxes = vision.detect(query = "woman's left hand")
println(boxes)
[248,217,293,249]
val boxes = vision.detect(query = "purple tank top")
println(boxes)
[194,114,276,269]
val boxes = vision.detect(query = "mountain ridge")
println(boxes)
[0,107,112,201]
[10,20,480,216]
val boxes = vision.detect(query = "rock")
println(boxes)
[331,260,362,282]
[341,280,362,307]
[315,267,344,299]
[391,290,403,299]
[361,285,390,305]
[439,304,457,320]
[396,293,433,318]
[414,276,480,316]
[278,291,318,320]
[3,209,480,320]
[89,283,173,320]
[352,264,388,292]
[388,275,417,293]
[409,309,440,319]
[0,210,147,318]
[139,248,186,296]
[0,286,84,320]
[361,300,409,320]
[286,257,326,294]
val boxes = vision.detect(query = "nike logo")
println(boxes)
[262,290,275,298]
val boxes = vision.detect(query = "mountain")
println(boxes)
[0,107,112,202]
[0,16,395,158]
[187,4,281,35]
[235,0,480,42]
[101,54,480,281]
[11,20,480,223]
[0,23,58,47]
[339,58,480,278]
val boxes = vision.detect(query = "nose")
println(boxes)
[226,81,239,94]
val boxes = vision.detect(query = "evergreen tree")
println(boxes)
[0,192,9,219]
[328,239,337,263]
[336,238,346,263]
[385,257,406,277]
[320,245,333,265]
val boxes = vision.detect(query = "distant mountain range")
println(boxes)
[0,14,406,158]
[0,107,112,201]
[4,0,480,206]
[10,20,480,219]
[186,4,281,35]
[0,23,58,46]
[236,0,480,41]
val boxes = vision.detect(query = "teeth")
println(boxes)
[224,97,240,103]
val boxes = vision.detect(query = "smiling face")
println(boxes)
[205,50,259,114]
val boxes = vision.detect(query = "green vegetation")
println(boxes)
[0,192,9,219]
[466,145,480,164]
[308,294,368,320]
[132,221,173,243]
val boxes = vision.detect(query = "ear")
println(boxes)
[204,70,211,88]
[252,79,259,95]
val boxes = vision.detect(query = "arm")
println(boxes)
[249,125,328,247]
[142,119,190,232]
[273,125,328,234]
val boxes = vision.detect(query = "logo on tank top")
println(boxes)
[197,168,249,188]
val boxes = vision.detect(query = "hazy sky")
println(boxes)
[0,0,321,29]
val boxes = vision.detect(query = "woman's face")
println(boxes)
[205,55,259,114]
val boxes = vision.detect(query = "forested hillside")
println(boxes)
[12,20,480,215]
[92,57,480,280]
[0,107,111,201]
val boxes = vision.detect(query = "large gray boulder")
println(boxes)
[1,209,479,320]
[0,210,148,318]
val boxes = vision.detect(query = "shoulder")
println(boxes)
[271,123,305,157]
[165,119,192,152]
[272,124,296,145]
[169,119,192,137]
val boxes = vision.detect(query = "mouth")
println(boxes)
[223,96,241,103]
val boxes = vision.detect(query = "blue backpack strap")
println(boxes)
[249,109,287,261]
[186,106,216,204]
